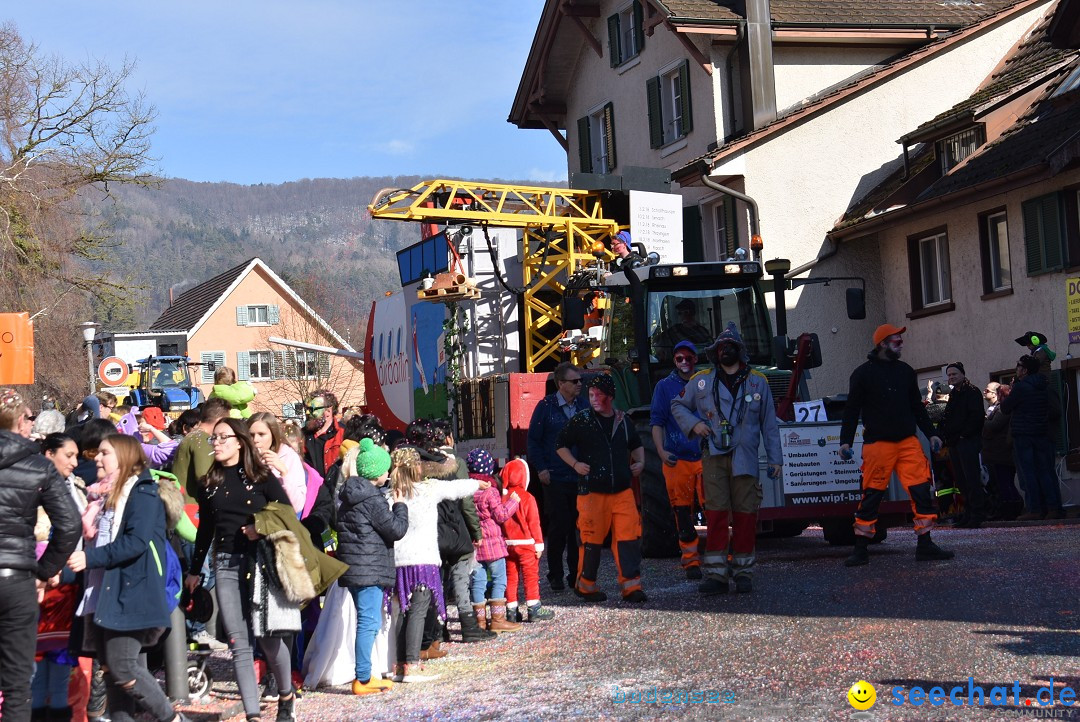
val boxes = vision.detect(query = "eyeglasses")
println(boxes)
[22,414,34,422]
[560,378,582,385]
[306,404,326,413]
[209,434,238,444]
[673,355,695,363]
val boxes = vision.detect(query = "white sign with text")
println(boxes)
[780,422,865,505]
[630,190,683,264]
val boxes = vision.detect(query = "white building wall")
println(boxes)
[730,1,1052,397]
[772,45,904,115]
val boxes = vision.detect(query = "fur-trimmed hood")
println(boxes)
[157,476,185,531]
[420,456,460,481]
[266,530,317,604]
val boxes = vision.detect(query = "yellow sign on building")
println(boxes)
[1068,278,1080,344]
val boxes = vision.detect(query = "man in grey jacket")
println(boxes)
[671,325,781,594]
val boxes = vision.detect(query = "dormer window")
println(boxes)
[937,126,984,174]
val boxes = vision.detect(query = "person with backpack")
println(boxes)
[66,434,189,722]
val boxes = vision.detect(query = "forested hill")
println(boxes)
[96,176,441,336]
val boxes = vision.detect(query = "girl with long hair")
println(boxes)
[184,417,296,722]
[68,434,186,722]
[248,412,307,514]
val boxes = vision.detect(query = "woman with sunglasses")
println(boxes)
[185,417,296,722]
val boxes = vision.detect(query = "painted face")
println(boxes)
[673,351,697,375]
[588,387,614,414]
[883,334,903,359]
[946,367,965,387]
[718,343,740,366]
[210,422,242,465]
[249,421,274,453]
[46,440,79,478]
[96,439,119,483]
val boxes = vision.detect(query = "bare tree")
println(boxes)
[0,22,158,407]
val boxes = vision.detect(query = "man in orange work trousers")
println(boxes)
[556,375,647,603]
[839,324,954,566]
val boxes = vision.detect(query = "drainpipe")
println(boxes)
[700,174,763,261]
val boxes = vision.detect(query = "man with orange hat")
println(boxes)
[840,324,953,566]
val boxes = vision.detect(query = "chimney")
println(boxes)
[169,287,174,306]
[739,0,777,131]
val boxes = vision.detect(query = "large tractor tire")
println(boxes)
[635,420,680,559]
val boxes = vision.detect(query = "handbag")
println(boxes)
[251,538,302,637]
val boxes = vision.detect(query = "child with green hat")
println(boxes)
[335,438,409,695]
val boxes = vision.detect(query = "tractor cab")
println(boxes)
[130,355,204,413]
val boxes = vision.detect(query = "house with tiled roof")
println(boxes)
[109,258,363,418]
[830,9,1080,475]
[511,0,1054,395]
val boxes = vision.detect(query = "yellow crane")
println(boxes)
[369,179,619,372]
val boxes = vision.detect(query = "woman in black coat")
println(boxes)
[334,438,408,695]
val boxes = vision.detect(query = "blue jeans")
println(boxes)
[1013,434,1063,514]
[469,558,507,604]
[348,586,383,683]
[31,659,71,708]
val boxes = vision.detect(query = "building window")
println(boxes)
[907,229,952,312]
[235,304,279,326]
[979,209,1011,294]
[647,59,693,149]
[608,1,644,67]
[577,102,617,174]
[937,126,984,174]
[714,196,738,258]
[246,350,272,380]
[295,351,319,379]
[1022,192,1065,275]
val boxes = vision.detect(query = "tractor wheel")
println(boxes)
[636,421,679,559]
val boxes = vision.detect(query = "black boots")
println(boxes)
[915,533,954,561]
[844,536,870,567]
[276,692,296,722]
[458,606,497,642]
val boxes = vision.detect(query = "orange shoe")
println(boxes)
[352,678,393,695]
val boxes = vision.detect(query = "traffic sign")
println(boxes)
[97,356,129,387]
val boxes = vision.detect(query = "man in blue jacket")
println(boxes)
[1002,355,1065,520]
[650,340,704,579]
[527,362,589,592]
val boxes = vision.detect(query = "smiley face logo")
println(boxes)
[847,680,877,710]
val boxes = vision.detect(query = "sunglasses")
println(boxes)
[307,404,326,413]
[560,378,582,385]
[673,355,696,363]
[209,434,238,444]
[22,414,35,422]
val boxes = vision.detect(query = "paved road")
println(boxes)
[199,522,1079,721]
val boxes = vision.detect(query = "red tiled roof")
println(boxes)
[149,258,254,332]
[660,0,1017,25]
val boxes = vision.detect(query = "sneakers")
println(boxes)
[915,538,955,561]
[697,578,728,595]
[392,664,441,683]
[351,678,393,695]
[574,588,608,603]
[685,566,703,580]
[733,575,752,593]
[190,630,227,651]
[622,589,648,603]
[526,604,555,621]
[261,672,279,702]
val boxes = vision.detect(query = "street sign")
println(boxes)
[0,313,34,385]
[98,356,129,387]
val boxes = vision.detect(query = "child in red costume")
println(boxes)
[499,459,555,622]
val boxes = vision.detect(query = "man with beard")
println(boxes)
[650,340,705,579]
[840,325,953,567]
[303,389,345,476]
[670,324,781,594]
[556,375,646,603]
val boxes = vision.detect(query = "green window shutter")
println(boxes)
[633,1,645,54]
[1023,193,1065,275]
[608,14,621,66]
[577,116,593,173]
[268,305,280,324]
[235,306,248,326]
[603,102,617,171]
[237,351,250,381]
[646,76,663,148]
[678,59,693,135]
[682,205,703,262]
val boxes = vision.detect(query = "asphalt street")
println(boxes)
[194,521,1079,721]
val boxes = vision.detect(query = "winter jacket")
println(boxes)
[208,381,256,419]
[1001,374,1049,437]
[272,444,308,514]
[527,391,590,484]
[982,405,1013,466]
[839,353,936,447]
[253,502,348,598]
[0,431,80,580]
[670,366,781,477]
[499,459,544,553]
[470,474,518,563]
[83,472,171,632]
[650,370,702,461]
[394,477,479,568]
[305,420,345,476]
[942,381,985,445]
[335,477,408,589]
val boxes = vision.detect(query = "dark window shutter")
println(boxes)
[603,102,617,171]
[682,205,703,262]
[318,353,331,378]
[678,59,693,135]
[978,214,992,294]
[722,195,738,256]
[608,14,621,67]
[284,351,297,378]
[907,236,923,310]
[577,116,593,173]
[633,1,645,53]
[646,77,663,148]
[1023,193,1064,274]
[1042,194,1064,270]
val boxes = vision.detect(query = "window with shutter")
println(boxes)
[608,3,644,68]
[906,228,953,313]
[648,59,693,148]
[602,102,616,171]
[237,351,250,381]
[646,77,662,149]
[235,306,249,326]
[318,353,331,379]
[201,352,225,384]
[271,351,284,380]
[284,351,298,379]
[268,305,280,324]
[608,14,621,67]
[1022,193,1065,275]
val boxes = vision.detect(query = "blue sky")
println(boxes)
[6,1,568,185]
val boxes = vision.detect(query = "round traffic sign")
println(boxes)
[97,356,129,387]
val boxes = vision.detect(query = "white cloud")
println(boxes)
[526,167,568,184]
[376,139,415,156]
